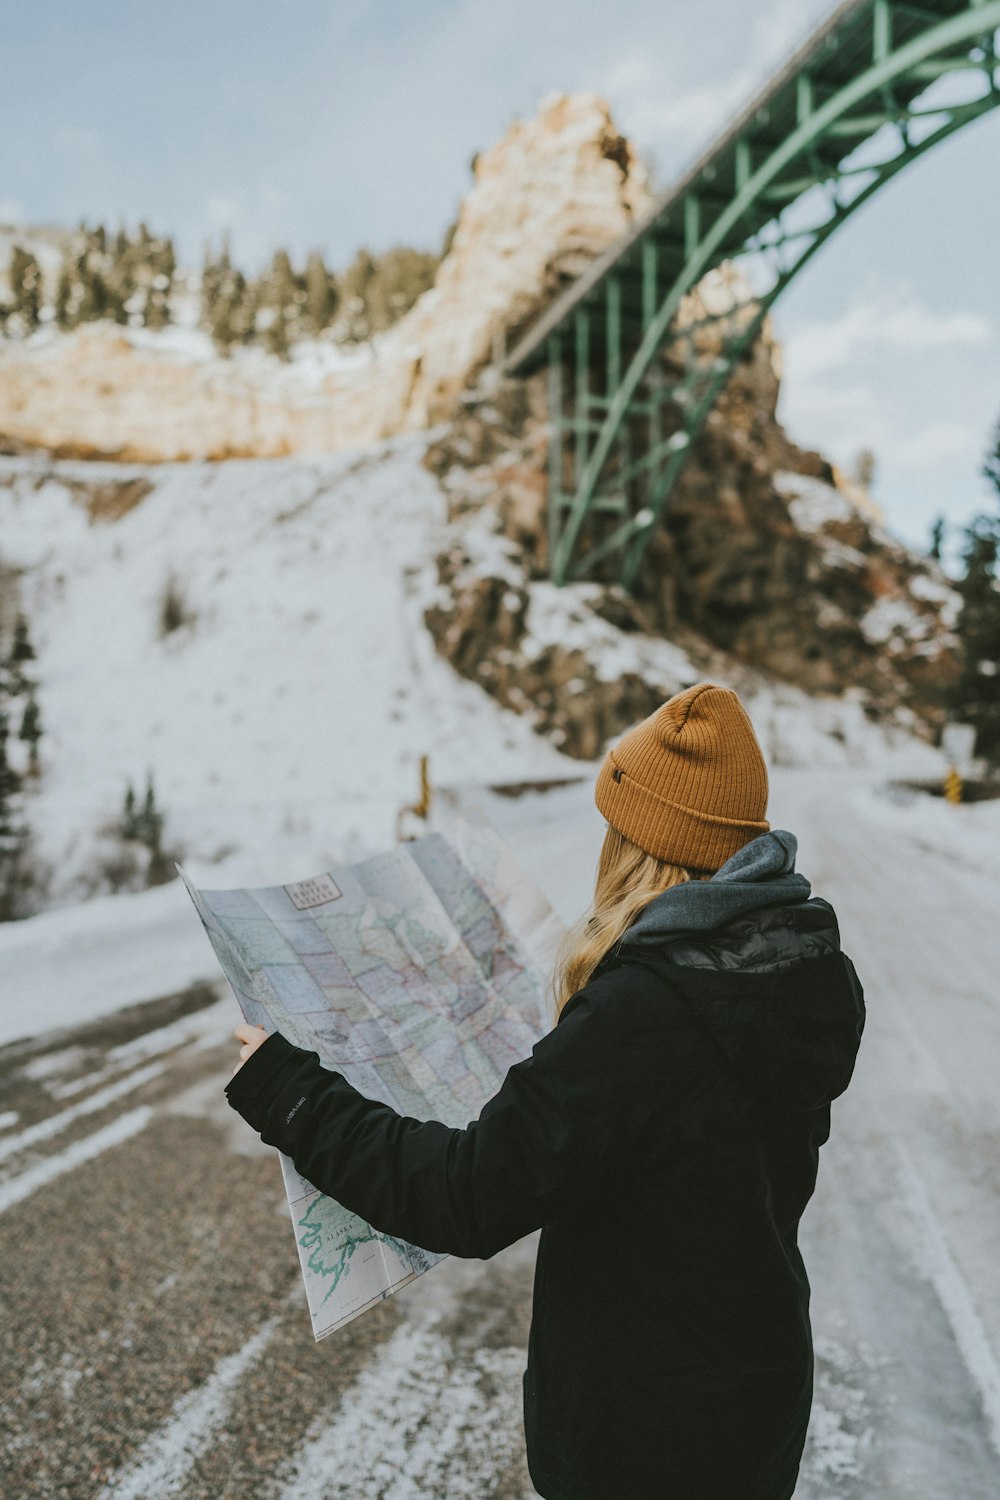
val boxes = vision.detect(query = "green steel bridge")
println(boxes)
[504,0,1000,590]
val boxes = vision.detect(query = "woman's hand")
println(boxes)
[232,1023,270,1077]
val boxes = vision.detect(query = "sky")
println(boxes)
[2,0,999,566]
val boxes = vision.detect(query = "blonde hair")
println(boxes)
[552,824,713,1017]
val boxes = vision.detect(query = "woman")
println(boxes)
[226,681,865,1500]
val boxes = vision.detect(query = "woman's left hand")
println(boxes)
[232,1023,270,1077]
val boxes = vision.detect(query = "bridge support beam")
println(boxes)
[517,1,1000,590]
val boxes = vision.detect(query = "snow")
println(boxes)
[521,580,698,688]
[0,1061,163,1164]
[269,1314,526,1500]
[909,568,962,628]
[895,1140,1000,1453]
[860,592,946,651]
[96,1316,283,1500]
[0,428,968,1064]
[775,470,857,532]
[5,313,395,403]
[815,536,869,572]
[0,1106,152,1215]
[774,469,959,658]
[0,881,224,1046]
[0,434,573,908]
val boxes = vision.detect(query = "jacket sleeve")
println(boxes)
[224,989,615,1260]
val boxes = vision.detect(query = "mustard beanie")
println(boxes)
[594,682,770,871]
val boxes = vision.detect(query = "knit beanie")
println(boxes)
[594,682,770,871]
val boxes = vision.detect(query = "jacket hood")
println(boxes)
[607,829,865,1111]
[621,828,812,948]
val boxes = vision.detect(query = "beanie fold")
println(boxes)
[593,682,770,871]
[596,754,770,869]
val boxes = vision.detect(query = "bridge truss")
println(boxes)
[504,0,1000,589]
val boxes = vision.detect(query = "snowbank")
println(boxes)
[0,434,572,903]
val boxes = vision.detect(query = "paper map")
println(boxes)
[179,811,565,1340]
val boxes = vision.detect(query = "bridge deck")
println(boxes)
[505,0,976,375]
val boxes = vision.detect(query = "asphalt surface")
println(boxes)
[0,985,536,1500]
[3,765,1000,1498]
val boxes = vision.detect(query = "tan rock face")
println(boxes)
[422,355,960,756]
[0,93,652,463]
[404,89,652,425]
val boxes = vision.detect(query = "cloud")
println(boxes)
[880,419,984,471]
[605,0,827,161]
[52,125,103,158]
[202,190,291,269]
[779,380,893,453]
[205,195,242,232]
[783,296,993,381]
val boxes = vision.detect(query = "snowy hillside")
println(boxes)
[0,431,950,922]
[0,434,573,899]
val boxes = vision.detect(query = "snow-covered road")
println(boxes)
[1,763,998,1497]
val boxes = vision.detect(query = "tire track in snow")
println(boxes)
[96,1316,282,1499]
[270,1317,527,1500]
[0,1062,164,1165]
[896,1142,1000,1457]
[0,1106,152,1214]
[49,995,229,1100]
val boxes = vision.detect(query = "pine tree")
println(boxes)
[138,773,164,857]
[338,247,377,342]
[202,237,257,352]
[929,515,945,562]
[200,240,227,332]
[145,233,176,329]
[120,775,163,849]
[304,250,337,333]
[212,266,252,351]
[335,245,438,344]
[9,246,43,332]
[853,447,876,490]
[119,221,176,329]
[6,614,36,697]
[0,703,21,818]
[10,613,35,666]
[948,417,1000,767]
[256,248,304,359]
[0,698,26,920]
[122,780,139,839]
[986,417,1000,498]
[373,245,438,329]
[55,258,76,329]
[0,607,45,917]
[19,690,41,776]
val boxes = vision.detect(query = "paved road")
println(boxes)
[0,986,537,1499]
[2,765,999,1497]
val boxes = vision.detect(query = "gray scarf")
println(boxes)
[620,829,812,951]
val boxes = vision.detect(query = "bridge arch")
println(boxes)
[504,0,1000,589]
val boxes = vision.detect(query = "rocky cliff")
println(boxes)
[0,92,960,758]
[421,301,960,756]
[0,93,651,462]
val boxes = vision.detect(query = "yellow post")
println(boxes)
[416,754,432,818]
[944,765,962,805]
[395,755,432,840]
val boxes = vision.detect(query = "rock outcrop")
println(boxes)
[421,318,960,756]
[0,93,961,757]
[0,93,652,462]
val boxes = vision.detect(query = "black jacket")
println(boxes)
[225,893,864,1500]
